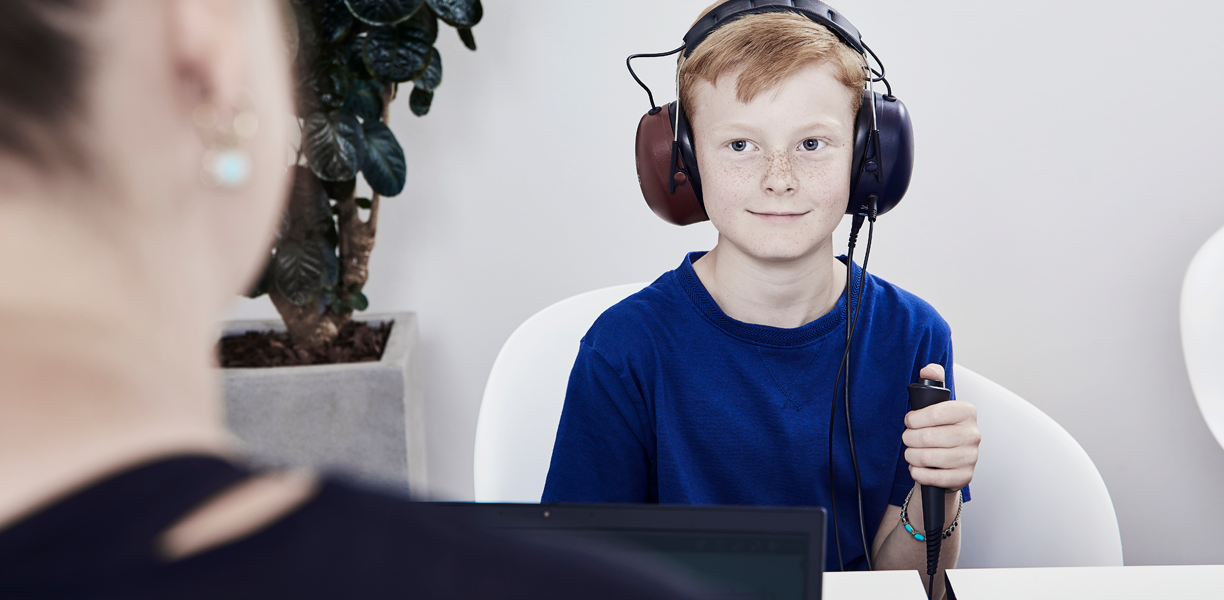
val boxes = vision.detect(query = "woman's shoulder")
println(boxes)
[168,479,699,599]
[0,455,698,599]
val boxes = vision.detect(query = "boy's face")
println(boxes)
[691,61,858,263]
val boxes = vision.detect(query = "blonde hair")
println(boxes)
[678,3,867,124]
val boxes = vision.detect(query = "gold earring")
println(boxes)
[195,102,259,189]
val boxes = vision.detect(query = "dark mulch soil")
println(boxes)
[218,320,393,368]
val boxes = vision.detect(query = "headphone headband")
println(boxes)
[683,0,865,57]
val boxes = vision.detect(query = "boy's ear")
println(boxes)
[166,0,245,109]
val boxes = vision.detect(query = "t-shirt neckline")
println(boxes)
[676,251,860,348]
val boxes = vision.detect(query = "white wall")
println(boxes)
[228,0,1224,566]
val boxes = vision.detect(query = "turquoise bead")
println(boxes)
[904,522,926,541]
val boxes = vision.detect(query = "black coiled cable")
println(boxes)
[926,531,941,599]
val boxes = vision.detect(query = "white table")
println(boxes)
[947,565,1224,599]
[823,570,928,599]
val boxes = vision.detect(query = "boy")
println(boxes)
[543,2,979,595]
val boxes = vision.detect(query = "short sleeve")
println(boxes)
[542,341,654,503]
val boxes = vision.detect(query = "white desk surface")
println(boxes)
[823,569,928,600]
[947,565,1224,599]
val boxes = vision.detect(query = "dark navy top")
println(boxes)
[0,456,704,599]
[543,252,964,572]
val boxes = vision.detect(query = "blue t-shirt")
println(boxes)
[542,252,961,571]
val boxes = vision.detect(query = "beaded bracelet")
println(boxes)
[899,487,962,542]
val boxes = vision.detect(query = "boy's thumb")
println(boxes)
[919,363,945,382]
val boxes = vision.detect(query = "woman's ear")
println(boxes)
[166,0,245,109]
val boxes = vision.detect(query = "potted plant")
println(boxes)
[218,0,482,495]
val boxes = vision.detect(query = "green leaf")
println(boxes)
[344,0,425,26]
[427,0,482,28]
[362,22,432,82]
[355,196,373,209]
[410,5,439,44]
[458,27,476,51]
[344,35,376,79]
[315,0,355,45]
[313,55,352,109]
[329,293,353,315]
[274,238,329,305]
[409,86,433,116]
[351,291,370,311]
[361,121,407,196]
[304,110,367,181]
[344,79,384,121]
[414,47,442,91]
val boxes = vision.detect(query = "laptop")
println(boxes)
[423,503,826,599]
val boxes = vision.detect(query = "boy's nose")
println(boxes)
[762,151,798,195]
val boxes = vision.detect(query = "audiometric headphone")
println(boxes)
[627,0,914,226]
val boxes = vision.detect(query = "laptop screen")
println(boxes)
[423,503,826,600]
[522,528,810,598]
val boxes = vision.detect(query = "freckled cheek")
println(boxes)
[797,160,852,211]
[698,157,758,219]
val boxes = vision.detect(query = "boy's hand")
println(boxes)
[902,363,980,490]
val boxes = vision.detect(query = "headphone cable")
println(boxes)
[845,210,876,571]
[828,215,861,571]
[829,204,878,572]
[625,46,685,111]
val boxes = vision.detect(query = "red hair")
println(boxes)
[678,3,867,123]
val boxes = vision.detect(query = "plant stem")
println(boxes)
[269,287,340,348]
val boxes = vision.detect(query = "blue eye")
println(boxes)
[730,140,748,152]
[802,139,822,151]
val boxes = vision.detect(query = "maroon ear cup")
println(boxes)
[634,104,709,226]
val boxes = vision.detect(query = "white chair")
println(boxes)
[953,364,1123,568]
[1180,224,1224,453]
[474,286,1124,568]
[474,283,647,503]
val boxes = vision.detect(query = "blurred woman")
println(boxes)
[0,1,697,597]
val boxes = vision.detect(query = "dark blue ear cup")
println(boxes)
[848,90,914,217]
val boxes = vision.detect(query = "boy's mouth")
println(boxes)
[747,210,809,223]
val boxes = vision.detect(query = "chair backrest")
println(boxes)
[474,286,1125,568]
[1181,224,1224,453]
[474,283,647,503]
[954,364,1123,568]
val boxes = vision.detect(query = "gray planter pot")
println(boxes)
[219,312,426,495]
